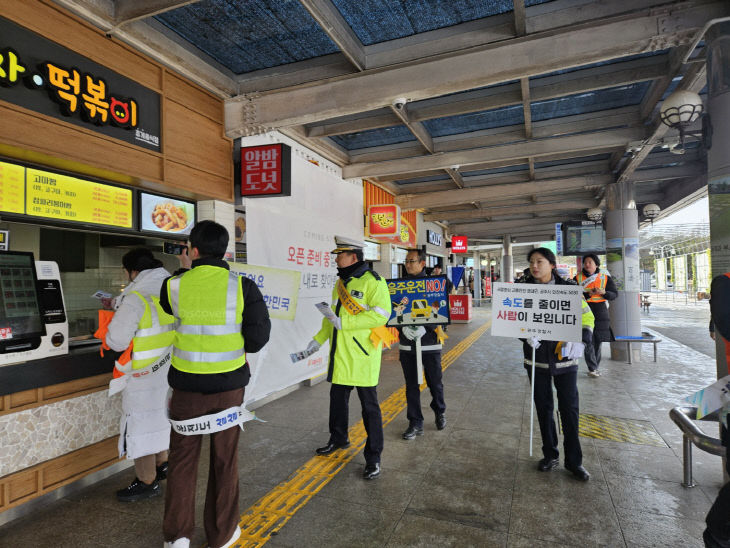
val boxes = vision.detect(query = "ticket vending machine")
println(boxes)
[0,252,68,366]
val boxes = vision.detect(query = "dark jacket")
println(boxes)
[159,256,271,394]
[711,273,730,341]
[575,268,618,343]
[396,269,441,354]
[518,272,593,376]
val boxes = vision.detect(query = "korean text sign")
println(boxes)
[240,143,291,197]
[228,262,301,321]
[451,236,468,253]
[0,16,161,151]
[490,282,583,342]
[386,276,450,327]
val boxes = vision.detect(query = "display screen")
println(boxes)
[0,160,134,229]
[564,226,606,254]
[139,192,195,236]
[0,252,45,348]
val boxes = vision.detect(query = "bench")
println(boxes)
[614,331,662,364]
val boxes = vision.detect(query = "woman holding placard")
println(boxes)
[518,247,595,481]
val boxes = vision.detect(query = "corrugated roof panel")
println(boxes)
[461,164,529,177]
[532,50,668,80]
[394,174,448,185]
[531,82,651,122]
[423,104,525,137]
[155,0,338,74]
[331,0,554,46]
[329,125,416,150]
[534,153,610,169]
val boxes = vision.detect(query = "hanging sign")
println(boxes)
[0,16,161,150]
[240,143,292,197]
[452,236,468,253]
[367,204,401,238]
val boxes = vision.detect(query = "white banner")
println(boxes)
[491,282,583,342]
[685,374,730,419]
[242,133,363,406]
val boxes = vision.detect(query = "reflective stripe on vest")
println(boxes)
[577,272,608,303]
[130,291,176,370]
[167,267,245,374]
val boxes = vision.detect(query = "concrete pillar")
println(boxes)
[605,182,642,362]
[501,234,514,283]
[706,22,730,481]
[472,250,482,305]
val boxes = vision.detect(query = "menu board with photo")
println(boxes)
[139,192,195,236]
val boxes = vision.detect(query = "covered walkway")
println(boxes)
[0,304,723,547]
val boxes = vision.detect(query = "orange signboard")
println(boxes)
[367,204,400,237]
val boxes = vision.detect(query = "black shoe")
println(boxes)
[315,441,350,455]
[537,457,560,472]
[156,461,168,481]
[116,478,161,502]
[566,464,590,481]
[435,413,447,430]
[402,425,424,440]
[363,463,380,480]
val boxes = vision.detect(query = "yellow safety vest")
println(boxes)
[576,272,608,303]
[167,266,245,374]
[130,291,176,370]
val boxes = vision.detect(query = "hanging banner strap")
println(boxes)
[168,404,264,436]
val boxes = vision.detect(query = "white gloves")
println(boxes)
[307,339,321,353]
[330,317,342,331]
[403,326,426,341]
[527,336,541,349]
[561,342,585,360]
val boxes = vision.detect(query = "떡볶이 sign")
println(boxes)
[491,282,583,342]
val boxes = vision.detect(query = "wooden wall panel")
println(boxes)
[0,103,165,183]
[8,389,38,409]
[165,159,232,201]
[0,374,110,417]
[0,437,120,512]
[165,100,231,180]
[165,71,223,124]
[2,1,163,91]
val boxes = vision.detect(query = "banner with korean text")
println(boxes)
[228,263,301,321]
[490,282,583,342]
[242,132,364,406]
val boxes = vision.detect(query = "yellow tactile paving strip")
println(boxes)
[577,413,667,447]
[231,320,492,547]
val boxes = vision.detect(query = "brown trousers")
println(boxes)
[162,388,244,548]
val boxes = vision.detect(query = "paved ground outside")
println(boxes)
[0,300,725,547]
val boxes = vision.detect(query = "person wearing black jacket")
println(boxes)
[398,249,447,440]
[519,247,594,481]
[704,273,730,548]
[574,254,618,377]
[159,221,271,548]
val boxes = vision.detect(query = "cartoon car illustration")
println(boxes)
[410,299,431,319]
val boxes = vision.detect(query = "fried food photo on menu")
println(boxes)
[152,202,187,231]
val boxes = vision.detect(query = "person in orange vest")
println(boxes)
[574,254,617,377]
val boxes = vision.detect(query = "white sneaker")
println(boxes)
[163,538,190,548]
[217,526,241,548]
[588,370,601,378]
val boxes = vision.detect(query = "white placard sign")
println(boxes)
[490,282,584,342]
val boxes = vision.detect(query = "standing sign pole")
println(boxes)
[415,335,424,385]
[530,346,536,457]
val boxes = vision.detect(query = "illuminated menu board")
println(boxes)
[0,160,133,229]
[0,162,25,214]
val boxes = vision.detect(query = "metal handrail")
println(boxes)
[669,405,725,487]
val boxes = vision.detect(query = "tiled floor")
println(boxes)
[0,302,724,547]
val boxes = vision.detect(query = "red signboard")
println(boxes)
[367,204,400,237]
[240,143,291,197]
[449,294,472,323]
[451,236,468,253]
[484,275,492,297]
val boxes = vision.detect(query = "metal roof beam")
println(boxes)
[344,128,642,179]
[297,0,366,71]
[113,0,200,26]
[452,217,569,236]
[396,174,612,209]
[425,199,596,222]
[226,2,725,134]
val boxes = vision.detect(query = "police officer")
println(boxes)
[307,236,392,480]
[519,247,594,481]
[398,249,447,440]
[160,221,271,548]
[574,253,617,377]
